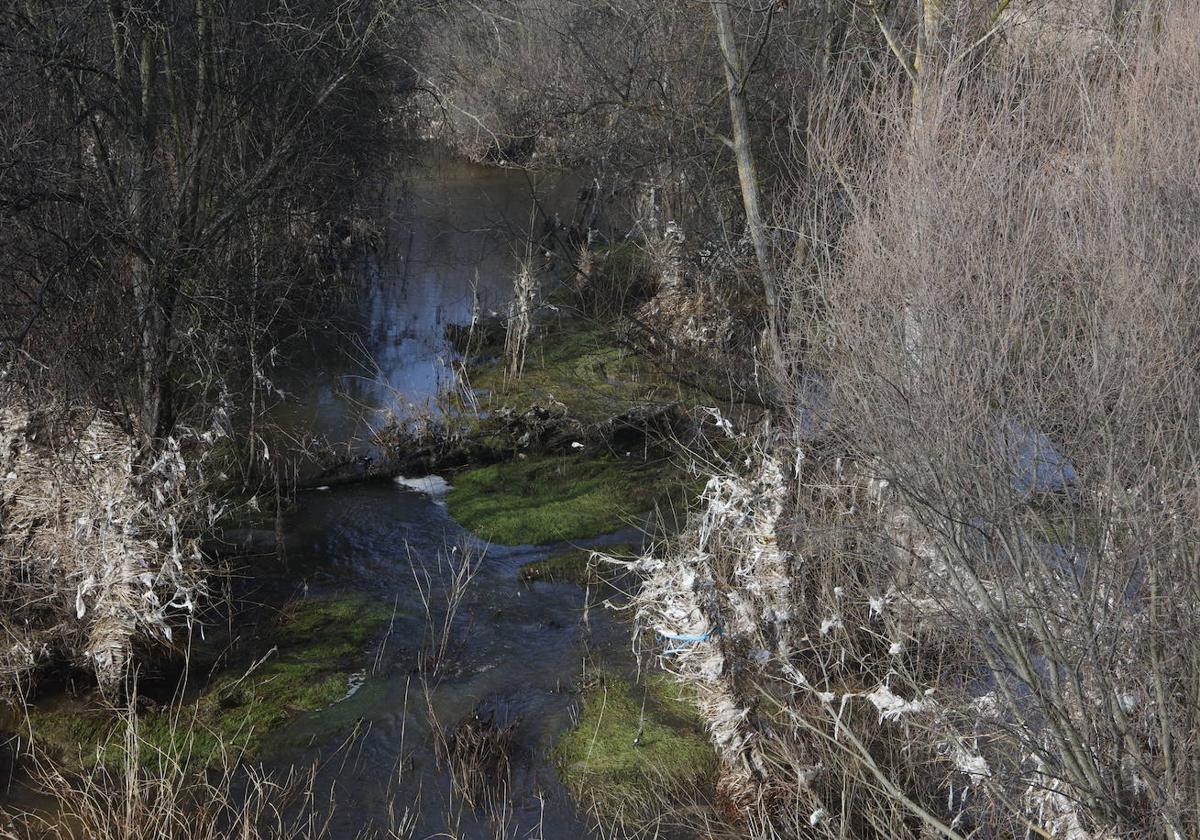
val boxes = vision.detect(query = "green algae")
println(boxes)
[447,454,682,545]
[554,670,716,817]
[28,594,391,770]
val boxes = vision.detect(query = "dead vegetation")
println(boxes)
[793,9,1200,835]
[1,700,336,840]
[628,4,1200,838]
[434,707,519,809]
[2,0,1197,837]
[0,407,212,695]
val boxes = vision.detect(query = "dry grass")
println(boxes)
[0,407,212,694]
[780,3,1200,836]
[434,707,518,809]
[2,700,335,840]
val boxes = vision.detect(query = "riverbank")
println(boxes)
[429,285,745,830]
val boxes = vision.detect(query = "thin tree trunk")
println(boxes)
[126,24,178,448]
[711,0,781,360]
[915,0,943,80]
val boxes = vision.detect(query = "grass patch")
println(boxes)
[518,543,632,584]
[554,670,715,818]
[447,454,683,545]
[29,594,391,770]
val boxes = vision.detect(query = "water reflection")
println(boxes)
[273,149,580,446]
[263,150,615,839]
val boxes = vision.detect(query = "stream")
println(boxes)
[0,150,653,840]
[255,150,625,838]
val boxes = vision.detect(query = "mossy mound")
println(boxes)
[29,594,391,769]
[204,595,390,743]
[447,454,682,545]
[466,321,685,429]
[518,543,632,584]
[554,670,716,817]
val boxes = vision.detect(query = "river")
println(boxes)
[0,150,647,840]
[255,150,630,839]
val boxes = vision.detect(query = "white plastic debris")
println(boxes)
[820,615,843,635]
[866,685,926,722]
[394,474,453,497]
[953,749,991,781]
[75,575,96,619]
[702,406,736,438]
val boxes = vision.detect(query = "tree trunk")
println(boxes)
[124,23,178,449]
[711,0,781,361]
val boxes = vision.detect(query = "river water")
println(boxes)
[0,151,657,839]
[258,151,628,839]
[272,151,568,442]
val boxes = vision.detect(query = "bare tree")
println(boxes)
[791,8,1200,835]
[1,0,411,453]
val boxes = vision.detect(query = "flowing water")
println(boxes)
[0,150,642,839]
[256,151,628,838]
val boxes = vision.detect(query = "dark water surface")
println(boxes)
[273,151,576,444]
[268,485,632,839]
[259,152,621,839]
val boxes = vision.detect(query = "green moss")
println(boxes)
[644,672,702,721]
[29,594,391,770]
[518,543,632,584]
[448,319,707,545]
[554,671,715,817]
[447,455,682,545]
[467,321,685,428]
